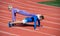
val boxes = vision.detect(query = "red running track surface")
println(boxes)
[0,0,60,36]
[21,0,51,2]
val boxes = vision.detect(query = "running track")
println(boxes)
[0,0,60,36]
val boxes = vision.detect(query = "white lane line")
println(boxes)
[0,30,20,36]
[42,20,60,25]
[0,1,10,5]
[1,15,60,26]
[0,10,60,20]
[0,13,60,26]
[0,6,60,17]
[0,10,60,26]
[14,27,56,36]
[6,0,60,9]
[42,26,60,31]
[26,0,60,8]
[0,2,59,17]
[0,1,60,15]
[0,23,56,36]
[14,0,60,11]
[0,6,60,20]
[0,0,59,35]
[0,1,59,13]
[44,15,60,20]
[1,19,60,31]
[0,0,59,10]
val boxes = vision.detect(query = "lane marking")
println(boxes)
[42,26,60,31]
[0,1,59,13]
[26,0,60,8]
[0,14,60,26]
[0,23,56,36]
[14,27,56,36]
[43,20,60,25]
[0,7,60,20]
[0,30,20,36]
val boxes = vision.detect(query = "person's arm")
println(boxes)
[37,19,40,26]
[34,16,37,29]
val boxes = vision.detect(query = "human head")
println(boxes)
[8,5,13,11]
[36,14,44,20]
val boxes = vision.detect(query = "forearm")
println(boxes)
[38,20,40,24]
[38,20,40,26]
[34,17,37,29]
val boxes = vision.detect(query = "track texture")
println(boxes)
[0,0,60,36]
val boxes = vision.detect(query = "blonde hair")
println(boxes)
[8,5,13,10]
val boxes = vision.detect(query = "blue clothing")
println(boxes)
[24,16,40,29]
[12,8,36,22]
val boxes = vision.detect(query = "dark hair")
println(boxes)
[40,15,44,19]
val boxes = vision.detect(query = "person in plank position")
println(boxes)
[8,5,44,29]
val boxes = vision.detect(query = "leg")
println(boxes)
[8,20,23,27]
[12,11,16,22]
[11,21,23,24]
[8,18,28,27]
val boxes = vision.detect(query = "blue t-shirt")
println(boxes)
[25,15,40,25]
